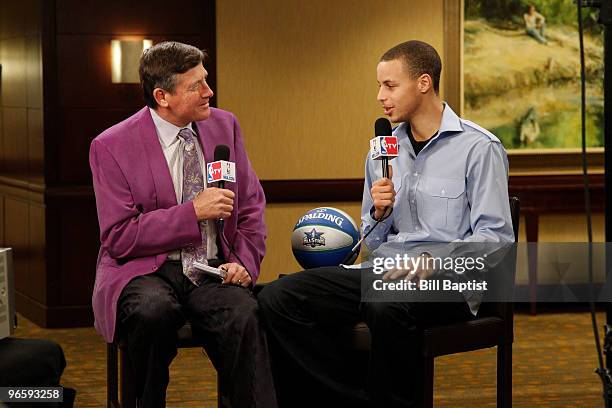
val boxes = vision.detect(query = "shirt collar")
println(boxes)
[438,103,464,135]
[149,108,195,147]
[393,102,463,141]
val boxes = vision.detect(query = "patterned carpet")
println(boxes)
[10,311,606,407]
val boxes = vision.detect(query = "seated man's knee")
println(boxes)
[227,298,261,334]
[128,297,183,334]
[257,281,287,314]
[362,302,414,331]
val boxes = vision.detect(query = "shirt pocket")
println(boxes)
[418,176,466,230]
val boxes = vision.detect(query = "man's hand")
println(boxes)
[220,262,252,287]
[371,165,395,220]
[192,187,235,221]
[382,253,434,283]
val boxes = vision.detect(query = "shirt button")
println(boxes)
[411,199,415,203]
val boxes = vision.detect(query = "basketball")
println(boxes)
[291,207,360,269]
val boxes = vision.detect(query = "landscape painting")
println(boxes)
[463,0,604,150]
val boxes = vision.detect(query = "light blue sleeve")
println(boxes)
[462,139,514,243]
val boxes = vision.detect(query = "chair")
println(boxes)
[348,196,519,408]
[107,323,221,408]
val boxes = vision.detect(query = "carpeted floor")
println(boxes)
[10,311,606,407]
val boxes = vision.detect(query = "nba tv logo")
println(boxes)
[381,137,398,155]
[208,162,222,182]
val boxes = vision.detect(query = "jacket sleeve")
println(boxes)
[226,116,267,283]
[90,138,202,259]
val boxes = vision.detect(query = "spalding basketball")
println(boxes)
[291,207,360,269]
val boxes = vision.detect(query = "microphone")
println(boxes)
[371,118,397,179]
[208,145,235,188]
[213,145,231,189]
[209,145,235,233]
[339,119,399,266]
[209,145,249,277]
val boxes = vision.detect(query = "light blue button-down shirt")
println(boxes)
[361,103,514,255]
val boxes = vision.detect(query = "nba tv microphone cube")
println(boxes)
[207,160,236,184]
[0,248,15,340]
[370,136,399,160]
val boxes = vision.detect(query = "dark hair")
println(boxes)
[139,41,207,108]
[380,40,442,94]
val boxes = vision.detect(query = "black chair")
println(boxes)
[107,323,221,408]
[347,196,519,407]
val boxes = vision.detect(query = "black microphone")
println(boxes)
[375,118,393,179]
[339,119,396,266]
[211,144,249,275]
[213,145,231,234]
[213,145,231,190]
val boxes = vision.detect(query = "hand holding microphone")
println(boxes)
[371,165,395,221]
[370,118,397,220]
[192,145,236,221]
[193,188,234,221]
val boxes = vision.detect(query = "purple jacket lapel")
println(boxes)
[195,110,231,166]
[137,107,178,208]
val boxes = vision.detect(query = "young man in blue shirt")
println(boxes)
[258,40,514,408]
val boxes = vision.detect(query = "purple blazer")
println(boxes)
[89,107,266,343]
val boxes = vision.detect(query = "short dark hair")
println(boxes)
[380,40,442,94]
[139,41,207,108]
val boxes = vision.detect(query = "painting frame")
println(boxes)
[442,0,604,175]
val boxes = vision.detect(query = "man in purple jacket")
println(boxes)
[89,42,276,407]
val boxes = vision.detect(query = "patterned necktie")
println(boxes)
[179,128,207,285]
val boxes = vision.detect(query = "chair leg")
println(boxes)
[217,372,223,408]
[422,356,434,408]
[107,343,119,408]
[119,347,137,408]
[497,342,512,408]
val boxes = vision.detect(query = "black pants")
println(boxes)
[117,261,277,408]
[257,266,474,408]
[0,338,76,407]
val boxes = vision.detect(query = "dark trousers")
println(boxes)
[257,266,474,408]
[117,261,277,408]
[0,338,76,407]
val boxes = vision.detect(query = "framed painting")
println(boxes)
[443,0,604,174]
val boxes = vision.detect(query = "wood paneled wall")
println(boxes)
[0,0,216,327]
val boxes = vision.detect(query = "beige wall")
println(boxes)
[217,0,444,180]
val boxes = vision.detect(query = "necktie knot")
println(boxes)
[179,128,195,149]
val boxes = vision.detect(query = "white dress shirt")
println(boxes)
[149,108,218,260]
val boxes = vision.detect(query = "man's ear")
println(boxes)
[417,74,433,94]
[153,88,169,108]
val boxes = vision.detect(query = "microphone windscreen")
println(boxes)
[374,118,392,137]
[214,145,230,162]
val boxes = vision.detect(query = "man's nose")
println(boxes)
[202,82,214,99]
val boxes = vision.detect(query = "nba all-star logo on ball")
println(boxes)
[303,228,325,248]
[292,207,360,269]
